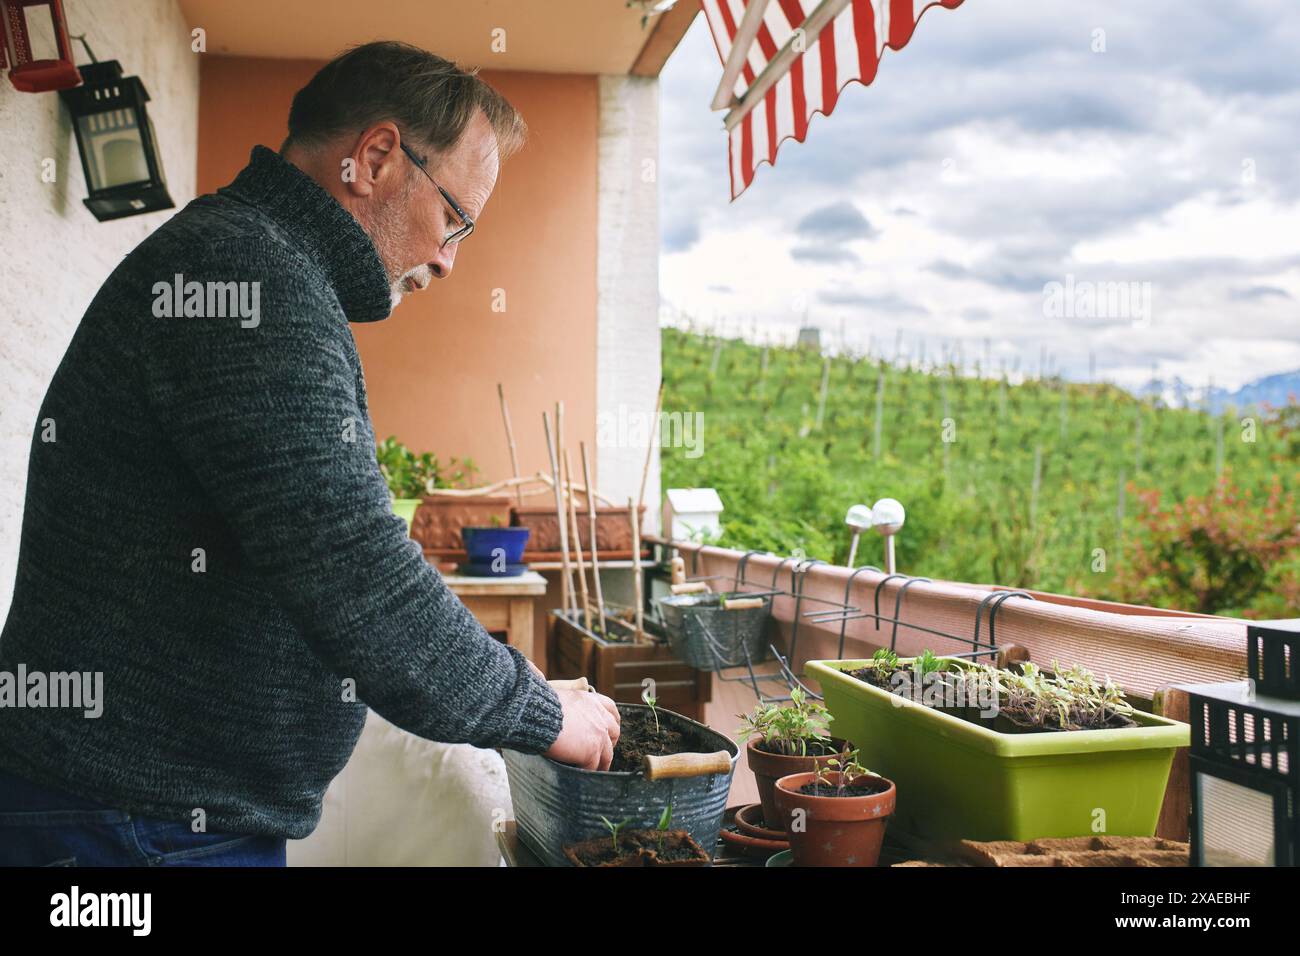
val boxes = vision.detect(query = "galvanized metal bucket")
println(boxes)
[656,593,771,672]
[503,703,738,867]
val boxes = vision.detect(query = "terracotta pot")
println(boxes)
[719,823,788,859]
[772,771,896,867]
[746,736,849,831]
[733,802,787,841]
[410,495,512,552]
[512,505,645,554]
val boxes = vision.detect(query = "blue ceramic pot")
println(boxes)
[461,526,531,565]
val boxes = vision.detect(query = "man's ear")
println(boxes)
[344,123,402,199]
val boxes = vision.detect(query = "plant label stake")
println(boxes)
[844,503,873,567]
[871,498,905,575]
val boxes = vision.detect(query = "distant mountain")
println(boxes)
[1135,370,1300,413]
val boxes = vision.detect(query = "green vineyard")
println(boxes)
[660,328,1300,619]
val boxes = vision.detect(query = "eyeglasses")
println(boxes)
[398,140,475,248]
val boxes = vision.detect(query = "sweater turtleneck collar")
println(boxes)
[220,145,393,324]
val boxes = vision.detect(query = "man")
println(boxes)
[0,41,619,867]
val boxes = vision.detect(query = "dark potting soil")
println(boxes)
[845,666,896,690]
[609,708,710,772]
[636,830,708,863]
[566,829,706,865]
[798,779,889,798]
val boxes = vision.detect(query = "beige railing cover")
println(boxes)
[665,541,1247,699]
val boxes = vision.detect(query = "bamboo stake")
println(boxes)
[629,495,643,640]
[564,451,591,632]
[636,379,664,517]
[496,383,523,508]
[542,411,575,616]
[580,441,607,637]
[554,401,577,614]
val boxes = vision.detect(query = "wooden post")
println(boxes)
[1153,685,1191,842]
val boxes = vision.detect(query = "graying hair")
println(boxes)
[283,41,526,161]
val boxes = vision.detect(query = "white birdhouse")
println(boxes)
[663,488,724,543]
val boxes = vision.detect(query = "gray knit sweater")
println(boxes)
[0,145,564,839]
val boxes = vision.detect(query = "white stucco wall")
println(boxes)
[0,0,199,617]
[595,74,661,532]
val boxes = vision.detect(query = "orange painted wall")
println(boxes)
[196,56,599,491]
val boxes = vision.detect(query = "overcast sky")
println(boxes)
[658,0,1300,391]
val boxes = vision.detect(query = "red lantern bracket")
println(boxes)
[0,0,81,92]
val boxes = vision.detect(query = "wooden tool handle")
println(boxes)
[643,751,732,780]
[549,677,591,692]
[722,597,764,610]
[670,555,686,586]
[670,581,710,595]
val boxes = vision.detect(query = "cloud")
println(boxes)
[1229,284,1292,301]
[816,289,929,315]
[659,0,1300,390]
[795,202,879,242]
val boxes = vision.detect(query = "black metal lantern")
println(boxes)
[1184,620,1298,867]
[58,58,172,221]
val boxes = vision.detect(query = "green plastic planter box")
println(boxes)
[809,658,1190,843]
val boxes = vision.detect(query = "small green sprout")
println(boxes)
[642,686,660,734]
[656,803,673,853]
[599,815,630,856]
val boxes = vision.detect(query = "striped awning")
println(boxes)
[702,0,966,200]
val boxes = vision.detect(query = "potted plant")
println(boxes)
[561,816,649,867]
[809,654,1190,842]
[737,687,849,830]
[503,702,738,867]
[375,436,431,534]
[772,744,896,867]
[560,805,712,867]
[374,437,512,557]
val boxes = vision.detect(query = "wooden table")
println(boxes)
[443,571,548,666]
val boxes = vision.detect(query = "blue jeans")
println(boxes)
[0,767,285,867]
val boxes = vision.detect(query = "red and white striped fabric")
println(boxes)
[702,0,965,200]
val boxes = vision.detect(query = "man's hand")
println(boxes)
[544,684,621,771]
[525,660,620,770]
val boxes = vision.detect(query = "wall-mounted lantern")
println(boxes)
[1184,620,1298,867]
[59,53,173,221]
[0,0,80,92]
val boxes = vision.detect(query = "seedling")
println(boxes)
[599,815,630,857]
[642,686,660,734]
[655,803,673,854]
[736,685,833,757]
[813,742,875,797]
